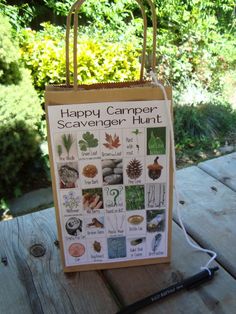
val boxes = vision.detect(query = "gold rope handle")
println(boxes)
[146,0,157,71]
[66,0,156,89]
[66,0,147,88]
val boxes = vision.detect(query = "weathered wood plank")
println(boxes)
[0,219,33,314]
[105,222,236,314]
[175,166,236,277]
[0,208,118,314]
[198,152,236,191]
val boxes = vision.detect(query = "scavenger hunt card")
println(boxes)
[47,100,171,268]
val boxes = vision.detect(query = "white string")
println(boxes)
[150,71,217,273]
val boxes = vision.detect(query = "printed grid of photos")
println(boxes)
[53,127,169,266]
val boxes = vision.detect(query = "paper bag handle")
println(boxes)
[66,0,156,89]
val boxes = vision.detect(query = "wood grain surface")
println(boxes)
[0,208,118,314]
[175,166,236,277]
[198,153,236,192]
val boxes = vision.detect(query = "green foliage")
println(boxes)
[125,185,145,210]
[0,70,44,199]
[152,0,236,92]
[19,23,140,97]
[155,0,235,35]
[43,0,74,16]
[174,102,236,160]
[14,0,236,98]
[61,134,75,157]
[0,13,22,84]
[156,26,236,92]
[79,132,99,151]
[79,0,137,33]
[3,1,234,35]
[0,0,138,32]
[0,14,45,201]
[19,23,65,98]
[0,0,34,31]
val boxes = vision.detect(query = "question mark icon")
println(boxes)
[110,189,119,206]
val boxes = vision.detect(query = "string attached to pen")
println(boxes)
[150,70,217,274]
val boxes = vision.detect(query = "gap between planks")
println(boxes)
[197,165,236,193]
[98,270,124,311]
[174,165,236,279]
[197,153,236,192]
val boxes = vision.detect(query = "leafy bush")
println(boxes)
[0,0,34,31]
[0,12,22,84]
[156,23,236,93]
[0,0,137,31]
[0,14,44,201]
[19,23,140,98]
[152,0,236,94]
[174,102,236,161]
[16,0,236,101]
[0,71,45,200]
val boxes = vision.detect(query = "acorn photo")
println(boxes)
[147,156,163,180]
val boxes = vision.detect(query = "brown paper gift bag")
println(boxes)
[45,0,173,272]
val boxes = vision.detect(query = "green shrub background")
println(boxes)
[0,11,21,85]
[174,103,236,162]
[19,23,140,99]
[0,14,44,201]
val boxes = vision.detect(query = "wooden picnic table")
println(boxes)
[0,153,236,314]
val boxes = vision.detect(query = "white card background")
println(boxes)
[48,100,171,267]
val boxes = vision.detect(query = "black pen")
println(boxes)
[116,266,219,314]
